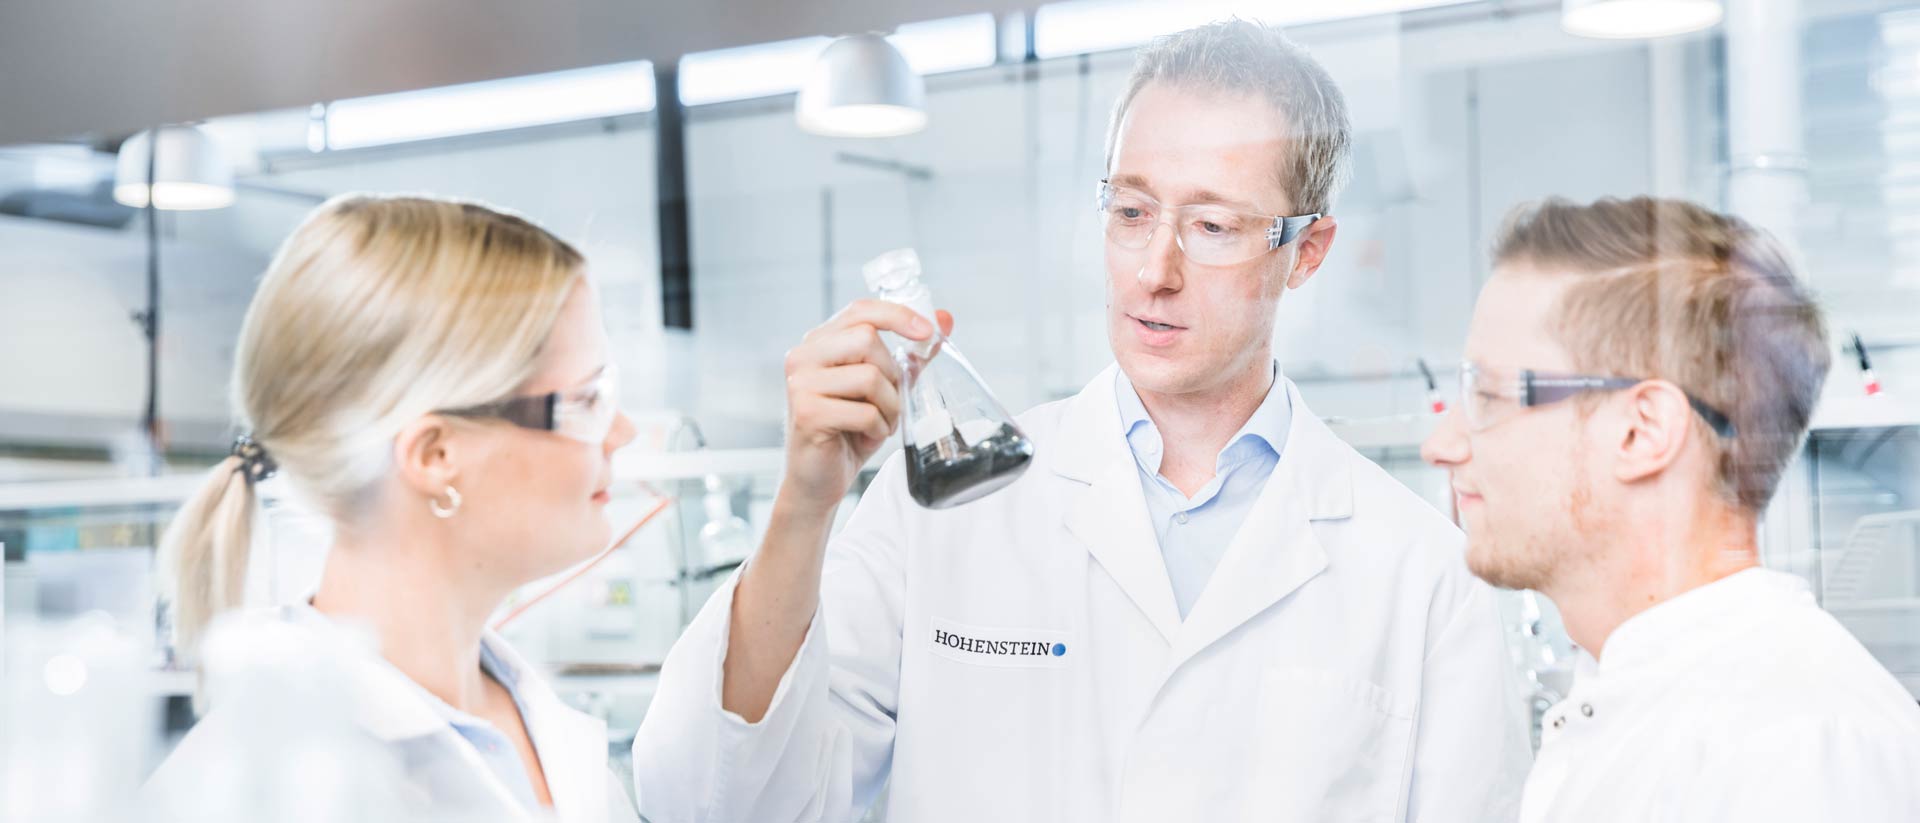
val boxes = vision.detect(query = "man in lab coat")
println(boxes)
[635,20,1531,823]
[1421,196,1920,821]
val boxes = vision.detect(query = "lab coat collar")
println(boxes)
[482,627,611,823]
[279,605,611,823]
[275,604,448,742]
[1591,567,1801,677]
[1053,365,1349,652]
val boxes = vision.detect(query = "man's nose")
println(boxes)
[1421,407,1472,468]
[1135,220,1184,293]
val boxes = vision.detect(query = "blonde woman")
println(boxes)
[142,194,639,821]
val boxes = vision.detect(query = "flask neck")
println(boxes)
[874,278,939,358]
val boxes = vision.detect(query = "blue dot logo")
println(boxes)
[1051,643,1067,657]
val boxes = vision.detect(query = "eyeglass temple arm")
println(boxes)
[1686,399,1737,438]
[1525,374,1736,438]
[442,393,559,431]
[1266,213,1322,248]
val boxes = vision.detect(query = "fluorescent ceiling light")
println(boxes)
[891,13,998,75]
[1561,0,1722,39]
[1033,0,1477,59]
[680,13,999,107]
[325,60,656,151]
[679,36,832,106]
[114,125,235,210]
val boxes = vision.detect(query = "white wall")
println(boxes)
[6,5,1862,467]
[0,215,262,429]
[0,122,662,458]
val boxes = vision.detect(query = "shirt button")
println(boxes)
[1551,716,1566,729]
[1580,704,1594,718]
[1174,512,1189,525]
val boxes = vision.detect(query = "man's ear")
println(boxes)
[1612,380,1696,485]
[1286,215,1338,290]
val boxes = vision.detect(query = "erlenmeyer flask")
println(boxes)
[864,249,1035,509]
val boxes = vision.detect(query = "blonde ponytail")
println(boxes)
[158,456,259,660]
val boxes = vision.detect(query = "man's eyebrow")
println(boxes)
[1183,188,1264,212]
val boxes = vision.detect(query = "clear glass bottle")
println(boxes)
[863,249,1035,509]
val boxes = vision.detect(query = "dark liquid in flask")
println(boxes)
[904,423,1035,509]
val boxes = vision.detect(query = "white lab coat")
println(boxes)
[1520,568,1920,823]
[634,365,1531,823]
[142,606,638,823]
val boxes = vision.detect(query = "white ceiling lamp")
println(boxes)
[1562,0,1724,39]
[796,33,928,138]
[113,124,235,210]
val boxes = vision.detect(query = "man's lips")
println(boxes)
[1129,313,1186,331]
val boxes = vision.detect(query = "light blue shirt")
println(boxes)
[410,641,544,810]
[1116,363,1291,619]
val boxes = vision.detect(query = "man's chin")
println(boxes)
[1466,542,1543,591]
[1116,349,1199,393]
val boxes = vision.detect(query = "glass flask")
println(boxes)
[863,248,1035,509]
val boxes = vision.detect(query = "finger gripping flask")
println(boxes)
[863,249,1035,509]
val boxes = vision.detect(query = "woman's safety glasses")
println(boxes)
[439,365,621,445]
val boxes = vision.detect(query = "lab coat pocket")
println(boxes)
[1249,666,1414,823]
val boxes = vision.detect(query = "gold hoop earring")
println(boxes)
[430,485,462,519]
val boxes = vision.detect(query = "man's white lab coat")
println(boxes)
[634,365,1531,822]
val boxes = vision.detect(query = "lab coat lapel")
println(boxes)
[484,633,613,823]
[335,635,531,816]
[1166,379,1347,672]
[1054,364,1184,644]
[533,708,612,823]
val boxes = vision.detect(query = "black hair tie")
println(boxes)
[231,434,279,484]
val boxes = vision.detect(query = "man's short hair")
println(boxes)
[1106,18,1353,215]
[1493,196,1832,513]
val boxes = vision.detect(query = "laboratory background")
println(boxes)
[1,0,1917,817]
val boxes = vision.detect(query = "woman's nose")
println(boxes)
[606,410,638,453]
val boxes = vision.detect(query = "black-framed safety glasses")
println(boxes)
[437,365,620,445]
[1459,361,1736,438]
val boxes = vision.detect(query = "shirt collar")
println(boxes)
[414,641,526,735]
[1115,361,1291,473]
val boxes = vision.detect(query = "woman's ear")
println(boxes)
[392,415,463,498]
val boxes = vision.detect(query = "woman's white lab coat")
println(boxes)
[633,364,1532,823]
[142,605,637,822]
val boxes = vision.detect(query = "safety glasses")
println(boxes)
[439,365,621,445]
[1458,361,1736,438]
[1095,180,1319,266]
